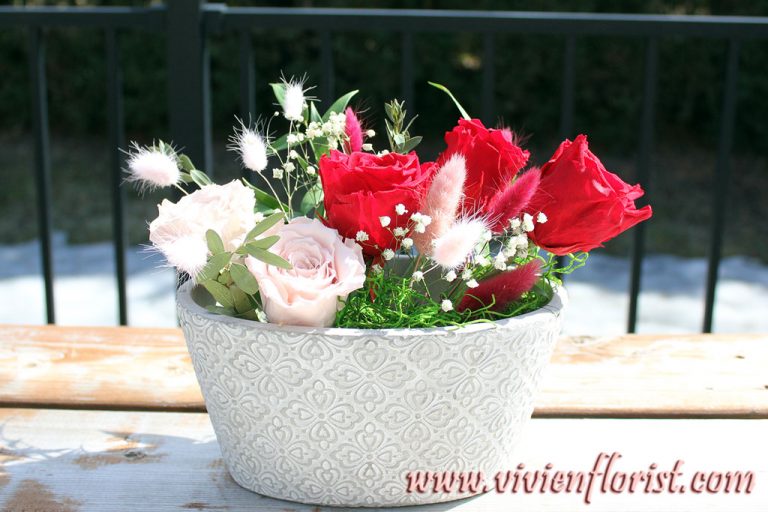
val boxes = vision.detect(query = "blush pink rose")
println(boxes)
[149,180,256,277]
[245,217,366,327]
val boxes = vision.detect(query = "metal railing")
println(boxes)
[2,2,767,332]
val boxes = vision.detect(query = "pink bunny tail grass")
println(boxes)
[344,107,363,153]
[125,143,181,191]
[487,167,541,233]
[154,235,209,280]
[458,259,542,312]
[413,154,466,254]
[430,218,487,270]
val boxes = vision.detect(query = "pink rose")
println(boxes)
[149,180,256,277]
[245,217,366,327]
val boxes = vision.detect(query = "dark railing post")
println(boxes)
[239,29,256,179]
[556,35,576,278]
[627,37,658,333]
[239,30,255,123]
[703,39,740,333]
[559,35,576,140]
[28,27,55,324]
[167,0,212,173]
[106,28,128,326]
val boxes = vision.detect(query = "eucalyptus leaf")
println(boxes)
[246,247,292,270]
[246,212,285,240]
[400,136,423,153]
[201,279,234,309]
[254,203,279,215]
[190,169,212,187]
[384,102,395,120]
[197,252,231,282]
[241,179,288,212]
[253,188,282,210]
[205,229,225,255]
[230,286,253,315]
[310,136,331,160]
[299,183,324,215]
[310,102,322,123]
[230,263,259,295]
[322,90,359,121]
[270,82,286,107]
[293,152,309,169]
[270,133,289,152]
[178,154,196,172]
[237,310,261,321]
[246,235,279,250]
[428,81,471,120]
[217,270,232,286]
[206,305,236,316]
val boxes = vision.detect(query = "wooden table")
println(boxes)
[0,325,766,511]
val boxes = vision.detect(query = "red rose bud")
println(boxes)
[344,107,363,153]
[438,118,529,213]
[318,150,434,257]
[486,167,541,233]
[458,260,542,312]
[525,135,653,256]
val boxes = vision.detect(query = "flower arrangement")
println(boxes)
[127,77,652,329]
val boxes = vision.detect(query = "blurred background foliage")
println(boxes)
[1,0,766,263]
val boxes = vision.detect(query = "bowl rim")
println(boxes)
[176,279,567,338]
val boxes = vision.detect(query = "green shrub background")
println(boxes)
[1,0,766,262]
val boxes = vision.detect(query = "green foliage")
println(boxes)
[299,182,324,215]
[197,252,232,282]
[201,279,234,310]
[229,262,259,294]
[205,229,225,255]
[384,99,422,153]
[322,90,359,121]
[335,270,554,329]
[428,81,470,120]
[270,82,287,107]
[189,169,212,188]
[238,235,279,250]
[3,1,768,154]
[245,212,285,239]
[178,154,196,172]
[542,252,589,280]
[242,180,288,212]
[244,245,292,269]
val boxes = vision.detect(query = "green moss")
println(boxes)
[335,270,554,329]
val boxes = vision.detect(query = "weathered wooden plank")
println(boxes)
[539,333,768,418]
[0,325,201,411]
[0,408,765,511]
[0,325,767,417]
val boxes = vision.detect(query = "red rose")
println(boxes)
[438,118,530,213]
[525,135,653,255]
[319,150,434,257]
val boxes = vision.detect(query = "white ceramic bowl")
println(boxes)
[177,280,566,507]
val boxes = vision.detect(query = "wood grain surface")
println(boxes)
[1,325,766,417]
[0,408,765,511]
